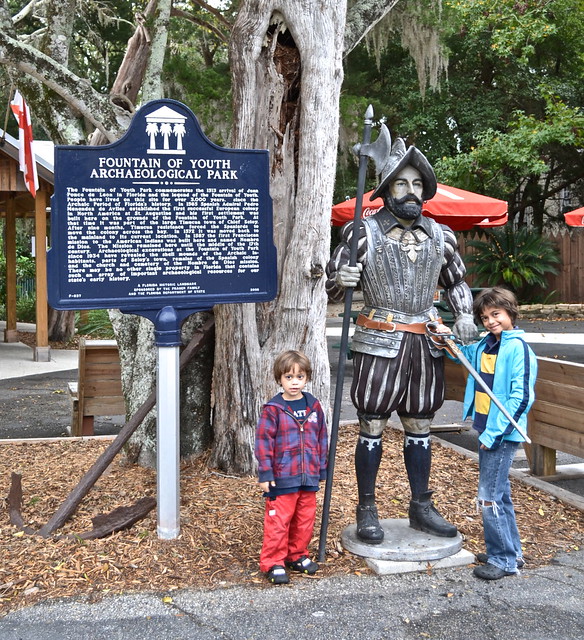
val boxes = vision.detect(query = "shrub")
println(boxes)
[466,227,560,303]
[76,309,115,339]
[16,296,37,323]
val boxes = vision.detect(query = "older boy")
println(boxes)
[436,287,537,579]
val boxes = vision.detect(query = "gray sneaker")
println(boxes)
[475,552,524,569]
[473,563,517,580]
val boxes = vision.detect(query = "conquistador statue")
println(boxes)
[325,127,478,544]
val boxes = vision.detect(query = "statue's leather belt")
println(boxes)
[356,313,437,334]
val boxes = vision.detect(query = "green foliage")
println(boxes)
[70,1,136,93]
[0,255,36,306]
[165,9,232,146]
[445,0,558,65]
[15,296,37,323]
[165,60,232,146]
[15,255,36,279]
[465,227,561,303]
[435,96,584,199]
[337,0,584,230]
[76,309,115,339]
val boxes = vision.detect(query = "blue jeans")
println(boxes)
[478,440,522,572]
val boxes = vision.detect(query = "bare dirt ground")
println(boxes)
[1,423,583,617]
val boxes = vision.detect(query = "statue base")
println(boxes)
[341,518,473,575]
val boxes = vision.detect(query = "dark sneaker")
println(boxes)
[408,491,457,537]
[286,555,319,575]
[475,552,524,569]
[473,563,517,580]
[356,504,384,544]
[266,565,289,584]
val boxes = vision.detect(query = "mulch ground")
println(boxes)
[1,422,583,617]
[17,331,83,350]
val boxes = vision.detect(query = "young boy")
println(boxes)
[436,287,537,580]
[254,350,328,584]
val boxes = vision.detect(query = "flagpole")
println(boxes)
[318,105,374,562]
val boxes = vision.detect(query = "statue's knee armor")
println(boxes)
[359,415,388,437]
[400,416,432,435]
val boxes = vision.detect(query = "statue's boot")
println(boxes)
[400,417,457,537]
[355,419,385,544]
[408,490,458,537]
[356,504,384,544]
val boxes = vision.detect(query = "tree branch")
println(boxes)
[12,0,43,25]
[344,0,401,55]
[0,30,129,140]
[509,169,584,216]
[171,7,230,43]
[189,0,232,30]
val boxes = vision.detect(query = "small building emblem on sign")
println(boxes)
[145,106,187,155]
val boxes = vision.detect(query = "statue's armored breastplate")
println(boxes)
[349,215,445,358]
[361,216,444,315]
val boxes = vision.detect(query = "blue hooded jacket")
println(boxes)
[457,329,537,449]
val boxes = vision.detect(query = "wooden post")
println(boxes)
[529,443,557,477]
[4,195,18,343]
[34,189,50,361]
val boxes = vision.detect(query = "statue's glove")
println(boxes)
[452,313,479,344]
[336,263,363,288]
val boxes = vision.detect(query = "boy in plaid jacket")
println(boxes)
[255,350,328,584]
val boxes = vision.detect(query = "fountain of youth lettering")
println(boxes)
[48,99,277,539]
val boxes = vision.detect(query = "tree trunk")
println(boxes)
[108,0,214,467]
[105,311,214,469]
[47,307,75,342]
[210,1,346,474]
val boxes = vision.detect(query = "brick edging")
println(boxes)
[519,304,584,320]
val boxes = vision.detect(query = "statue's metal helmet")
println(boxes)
[356,124,437,202]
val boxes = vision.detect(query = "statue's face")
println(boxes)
[385,166,424,220]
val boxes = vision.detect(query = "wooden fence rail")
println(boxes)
[444,356,584,477]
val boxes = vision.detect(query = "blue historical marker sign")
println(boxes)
[48,99,277,315]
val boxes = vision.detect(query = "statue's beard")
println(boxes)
[386,194,423,220]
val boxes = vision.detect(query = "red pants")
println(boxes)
[259,491,317,573]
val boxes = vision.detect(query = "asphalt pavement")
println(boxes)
[2,317,584,637]
[1,551,584,639]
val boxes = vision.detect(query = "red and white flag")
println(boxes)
[10,90,39,197]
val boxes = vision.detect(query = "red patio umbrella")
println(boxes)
[332,183,508,232]
[564,207,584,227]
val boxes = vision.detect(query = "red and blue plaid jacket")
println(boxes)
[254,391,328,489]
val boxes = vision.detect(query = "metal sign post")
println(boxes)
[318,105,374,562]
[150,305,185,539]
[156,342,180,538]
